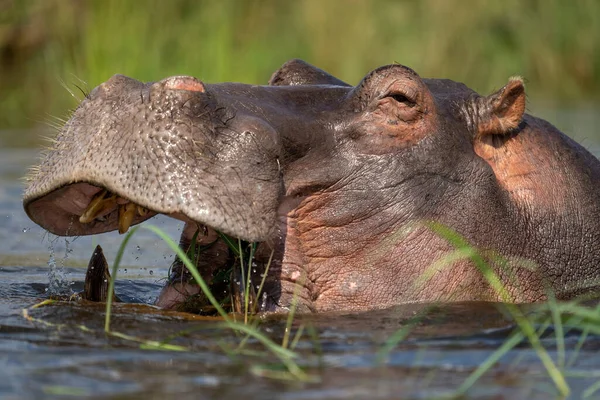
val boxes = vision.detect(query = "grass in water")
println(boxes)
[405,221,600,397]
[144,221,599,393]
[421,222,566,396]
[101,223,313,381]
[24,221,600,392]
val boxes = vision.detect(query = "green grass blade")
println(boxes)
[290,324,305,351]
[455,330,525,395]
[427,221,570,397]
[548,295,566,369]
[105,226,139,332]
[217,231,240,257]
[376,323,414,365]
[254,249,274,313]
[566,302,600,368]
[108,330,188,351]
[583,379,600,399]
[221,320,297,360]
[142,224,230,321]
[282,277,303,350]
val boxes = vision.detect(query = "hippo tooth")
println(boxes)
[118,202,137,234]
[82,244,120,302]
[80,189,117,224]
[137,205,149,217]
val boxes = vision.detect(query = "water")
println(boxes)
[2,111,600,399]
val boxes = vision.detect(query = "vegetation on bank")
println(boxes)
[2,0,599,136]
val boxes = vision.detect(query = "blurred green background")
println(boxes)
[1,0,599,145]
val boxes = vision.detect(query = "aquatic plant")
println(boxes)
[23,221,600,394]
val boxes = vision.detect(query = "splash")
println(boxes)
[46,238,74,297]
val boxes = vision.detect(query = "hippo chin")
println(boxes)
[23,59,600,313]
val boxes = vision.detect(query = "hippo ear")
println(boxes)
[477,77,526,137]
[269,59,351,87]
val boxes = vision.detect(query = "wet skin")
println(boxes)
[23,60,600,312]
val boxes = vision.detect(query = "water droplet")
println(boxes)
[22,227,29,233]
[149,270,153,275]
[46,241,73,297]
[124,269,128,273]
[136,245,141,252]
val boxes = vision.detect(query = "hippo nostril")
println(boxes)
[162,76,206,93]
[91,74,144,99]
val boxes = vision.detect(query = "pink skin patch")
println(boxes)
[163,76,205,92]
[155,283,201,310]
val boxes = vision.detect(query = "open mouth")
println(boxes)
[29,182,275,316]
[79,188,150,234]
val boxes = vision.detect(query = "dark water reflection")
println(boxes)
[2,110,600,399]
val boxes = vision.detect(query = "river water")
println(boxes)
[1,109,600,399]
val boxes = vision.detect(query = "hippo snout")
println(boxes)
[24,72,283,241]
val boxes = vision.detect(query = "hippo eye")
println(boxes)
[386,92,416,107]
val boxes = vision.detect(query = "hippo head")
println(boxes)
[24,60,600,312]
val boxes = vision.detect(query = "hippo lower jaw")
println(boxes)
[153,214,278,314]
[28,181,278,314]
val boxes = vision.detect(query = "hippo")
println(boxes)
[23,59,600,313]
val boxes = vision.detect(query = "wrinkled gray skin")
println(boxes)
[24,60,600,312]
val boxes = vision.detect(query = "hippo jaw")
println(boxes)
[24,178,282,313]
